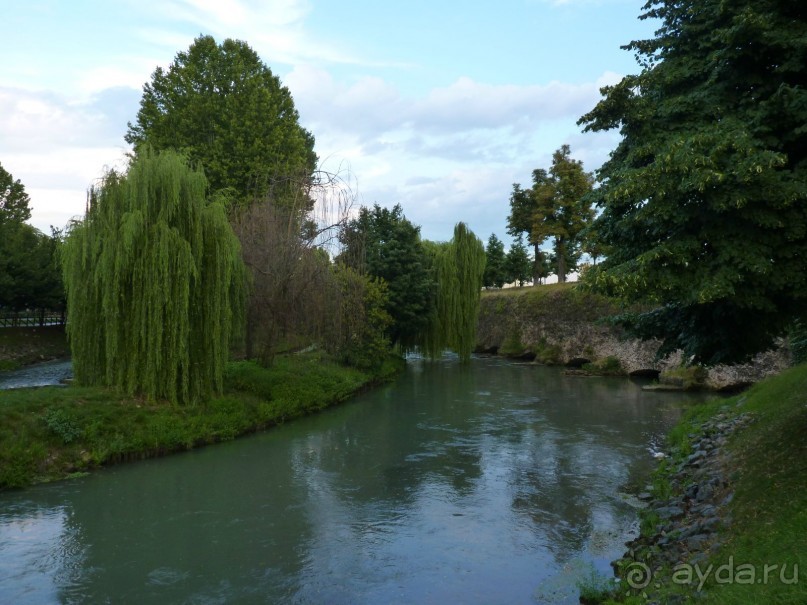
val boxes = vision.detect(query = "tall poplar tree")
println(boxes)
[579,0,807,363]
[61,149,246,405]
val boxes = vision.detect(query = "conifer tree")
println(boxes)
[483,233,507,288]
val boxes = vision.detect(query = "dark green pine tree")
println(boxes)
[483,233,507,288]
[505,234,533,287]
[61,149,246,405]
[579,0,807,364]
[338,204,434,350]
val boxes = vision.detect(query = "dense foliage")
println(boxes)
[0,161,31,226]
[420,223,486,361]
[339,204,434,348]
[0,162,63,314]
[579,0,807,363]
[0,224,64,312]
[505,234,533,287]
[125,35,317,206]
[483,233,507,288]
[234,195,391,369]
[507,145,593,283]
[61,149,246,404]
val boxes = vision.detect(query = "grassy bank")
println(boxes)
[0,351,404,490]
[0,325,70,371]
[604,363,807,604]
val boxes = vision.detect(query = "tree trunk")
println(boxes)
[557,238,567,283]
[533,242,542,285]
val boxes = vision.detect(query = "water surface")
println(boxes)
[0,357,705,604]
[0,359,72,390]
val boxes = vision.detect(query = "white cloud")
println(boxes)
[0,86,134,231]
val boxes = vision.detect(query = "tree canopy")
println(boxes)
[419,223,486,361]
[507,145,594,283]
[0,163,63,313]
[483,233,507,288]
[579,0,807,364]
[338,204,434,349]
[0,161,31,227]
[0,224,64,312]
[61,149,246,404]
[505,234,533,287]
[125,35,317,205]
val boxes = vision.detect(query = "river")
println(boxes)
[0,356,705,604]
[0,359,73,390]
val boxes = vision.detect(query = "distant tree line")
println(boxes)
[482,144,596,289]
[0,161,64,317]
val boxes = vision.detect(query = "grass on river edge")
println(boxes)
[597,362,807,605]
[0,351,404,490]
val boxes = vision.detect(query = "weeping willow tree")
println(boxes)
[61,148,246,405]
[419,222,486,361]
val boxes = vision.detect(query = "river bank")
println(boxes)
[476,285,791,392]
[0,325,70,371]
[0,351,404,490]
[601,362,807,604]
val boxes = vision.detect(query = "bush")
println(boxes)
[43,408,83,444]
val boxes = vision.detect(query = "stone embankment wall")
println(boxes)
[475,287,790,391]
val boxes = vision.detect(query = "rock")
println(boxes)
[685,534,711,550]
[695,483,715,502]
[655,506,685,520]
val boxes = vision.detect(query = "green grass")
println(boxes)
[608,363,807,604]
[481,282,576,298]
[0,351,404,490]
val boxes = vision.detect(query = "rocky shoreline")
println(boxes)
[476,289,791,391]
[612,405,753,602]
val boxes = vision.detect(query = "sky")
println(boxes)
[1,0,657,244]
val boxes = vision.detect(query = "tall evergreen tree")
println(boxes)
[505,234,533,287]
[125,35,317,206]
[579,0,807,363]
[61,149,246,404]
[483,233,507,288]
[338,204,434,349]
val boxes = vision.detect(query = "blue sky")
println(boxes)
[1,0,656,243]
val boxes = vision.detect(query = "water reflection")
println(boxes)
[0,357,707,604]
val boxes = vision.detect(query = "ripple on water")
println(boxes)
[147,566,191,586]
[0,359,73,390]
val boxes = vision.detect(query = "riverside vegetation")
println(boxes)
[591,362,807,605]
[0,350,403,489]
